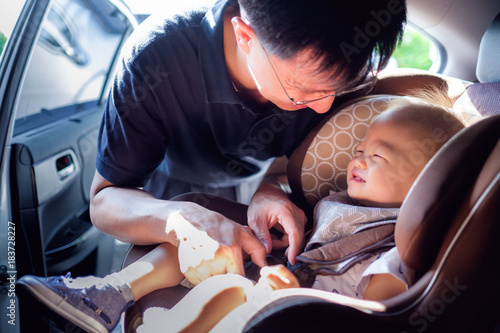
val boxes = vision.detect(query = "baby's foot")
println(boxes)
[17,273,133,333]
[259,264,300,290]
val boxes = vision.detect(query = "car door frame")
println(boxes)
[0,2,51,332]
[0,1,137,332]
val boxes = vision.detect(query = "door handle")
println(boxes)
[33,150,80,205]
[56,154,75,180]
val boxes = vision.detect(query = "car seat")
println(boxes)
[236,103,499,333]
[121,12,500,333]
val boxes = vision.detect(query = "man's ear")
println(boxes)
[231,16,255,55]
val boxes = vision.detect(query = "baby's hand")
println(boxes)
[259,264,300,290]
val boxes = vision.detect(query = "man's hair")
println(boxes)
[238,0,407,90]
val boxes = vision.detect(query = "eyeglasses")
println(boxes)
[262,47,375,106]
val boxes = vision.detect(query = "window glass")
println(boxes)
[14,0,127,121]
[0,33,6,57]
[0,1,26,59]
[386,25,442,72]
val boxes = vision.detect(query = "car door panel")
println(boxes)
[11,105,111,277]
[0,0,136,292]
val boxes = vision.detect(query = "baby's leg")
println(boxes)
[139,265,300,332]
[210,265,300,332]
[118,242,185,300]
[16,242,184,333]
[138,274,254,333]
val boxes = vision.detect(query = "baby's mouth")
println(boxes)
[352,171,366,182]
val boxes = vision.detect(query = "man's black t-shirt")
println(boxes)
[96,0,327,199]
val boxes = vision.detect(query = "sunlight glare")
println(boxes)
[124,0,216,15]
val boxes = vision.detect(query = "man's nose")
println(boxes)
[307,97,335,114]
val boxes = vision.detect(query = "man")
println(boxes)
[90,0,407,283]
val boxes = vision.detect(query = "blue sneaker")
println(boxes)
[17,273,134,333]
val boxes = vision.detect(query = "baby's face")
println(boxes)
[346,119,431,208]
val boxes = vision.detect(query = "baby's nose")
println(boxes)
[355,156,367,169]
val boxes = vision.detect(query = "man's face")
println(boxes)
[247,45,338,114]
[346,119,431,208]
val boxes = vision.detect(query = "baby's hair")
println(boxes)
[409,84,455,109]
[380,93,466,157]
[409,84,474,126]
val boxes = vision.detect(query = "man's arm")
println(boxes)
[247,156,307,265]
[89,170,267,281]
[90,171,177,245]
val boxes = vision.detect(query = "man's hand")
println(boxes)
[166,210,267,285]
[247,183,307,265]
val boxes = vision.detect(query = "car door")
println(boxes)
[0,0,137,332]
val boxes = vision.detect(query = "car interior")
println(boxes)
[0,0,498,332]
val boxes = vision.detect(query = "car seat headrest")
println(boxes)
[476,12,500,83]
[454,10,500,117]
[453,82,500,117]
[395,115,500,273]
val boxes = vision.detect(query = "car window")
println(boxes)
[0,1,25,60]
[13,0,129,132]
[0,31,6,60]
[386,25,443,73]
